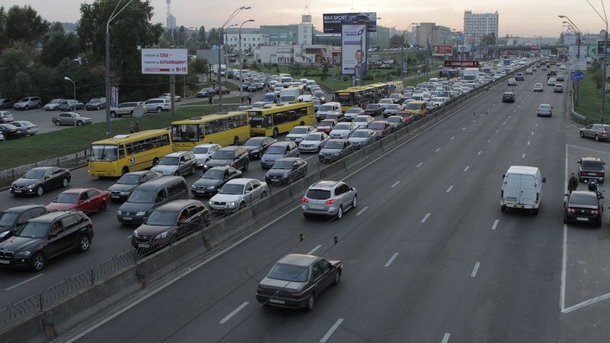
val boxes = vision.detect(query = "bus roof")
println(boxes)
[170,111,247,125]
[246,101,313,115]
[91,129,170,145]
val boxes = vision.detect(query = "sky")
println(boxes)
[7,0,610,38]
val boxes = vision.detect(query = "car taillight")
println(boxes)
[326,199,336,204]
[301,197,309,203]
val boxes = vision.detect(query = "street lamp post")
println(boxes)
[559,15,582,59]
[239,19,255,104]
[217,6,251,112]
[104,0,133,137]
[64,76,75,100]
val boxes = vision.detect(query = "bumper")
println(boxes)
[117,214,146,225]
[256,294,308,309]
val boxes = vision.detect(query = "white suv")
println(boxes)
[144,98,170,113]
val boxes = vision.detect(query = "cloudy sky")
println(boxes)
[7,0,609,37]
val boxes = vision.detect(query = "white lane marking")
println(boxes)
[435,147,441,153]
[471,262,481,277]
[416,162,423,168]
[531,131,535,136]
[464,165,470,172]
[5,274,45,291]
[356,206,368,216]
[308,245,322,255]
[522,153,526,159]
[441,332,451,343]
[450,136,455,140]
[491,219,499,231]
[391,180,400,188]
[385,252,399,267]
[219,302,249,324]
[477,150,482,155]
[421,213,431,223]
[527,141,531,146]
[126,235,132,240]
[487,138,492,143]
[446,185,453,193]
[462,127,466,131]
[320,318,344,343]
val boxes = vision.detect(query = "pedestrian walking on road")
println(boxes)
[568,172,578,193]
[208,94,213,104]
[247,94,252,105]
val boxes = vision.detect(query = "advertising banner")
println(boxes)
[432,45,453,56]
[341,24,367,78]
[444,60,480,68]
[323,12,377,33]
[141,48,188,75]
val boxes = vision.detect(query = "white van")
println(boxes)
[316,102,342,121]
[500,166,546,214]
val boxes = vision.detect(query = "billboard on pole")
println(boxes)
[323,12,377,33]
[341,24,367,78]
[141,48,188,75]
[432,45,453,56]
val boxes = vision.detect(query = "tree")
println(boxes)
[389,34,405,48]
[480,32,496,46]
[41,23,81,67]
[4,5,49,47]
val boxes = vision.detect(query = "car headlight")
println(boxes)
[133,230,140,238]
[117,209,122,215]
[15,250,32,258]
[227,201,236,207]
[155,232,169,239]
[206,185,216,190]
[27,183,37,189]
[283,172,289,178]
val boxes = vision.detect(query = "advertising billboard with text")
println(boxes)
[432,45,453,56]
[323,12,377,33]
[141,48,188,75]
[341,24,367,78]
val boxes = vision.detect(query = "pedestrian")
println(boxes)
[208,94,213,104]
[247,94,252,105]
[568,172,578,193]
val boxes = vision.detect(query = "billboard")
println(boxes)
[141,48,188,75]
[432,45,453,56]
[341,24,367,78]
[444,60,479,68]
[323,12,377,33]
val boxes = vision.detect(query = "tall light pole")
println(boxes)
[559,15,581,59]
[239,19,255,104]
[64,76,75,100]
[104,0,133,137]
[217,6,251,112]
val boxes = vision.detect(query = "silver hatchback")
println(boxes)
[580,124,610,141]
[301,180,357,219]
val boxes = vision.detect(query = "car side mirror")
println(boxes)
[48,232,57,238]
[542,177,546,182]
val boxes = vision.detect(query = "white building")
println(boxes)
[464,10,499,46]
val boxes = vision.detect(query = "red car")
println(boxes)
[46,188,110,215]
[316,119,337,134]
[367,120,392,138]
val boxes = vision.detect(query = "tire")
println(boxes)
[501,205,506,212]
[54,120,61,126]
[156,107,163,113]
[122,167,129,175]
[98,201,107,212]
[580,131,585,138]
[595,134,600,141]
[332,271,341,286]
[62,177,70,187]
[110,111,117,118]
[351,195,358,209]
[77,234,91,252]
[239,202,246,210]
[36,186,44,196]
[336,206,343,220]
[152,158,159,167]
[30,253,45,271]
[243,162,249,172]
[260,191,267,199]
[272,128,279,137]
[76,121,83,126]
[305,294,315,312]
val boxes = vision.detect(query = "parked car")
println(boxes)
[85,98,107,110]
[107,170,161,203]
[10,167,71,196]
[0,111,14,123]
[10,120,38,136]
[318,139,356,163]
[196,88,215,98]
[0,210,94,271]
[192,143,221,168]
[301,180,358,219]
[0,123,24,139]
[13,96,42,110]
[298,132,330,153]
[286,125,315,143]
[159,93,182,102]
[191,166,242,197]
[208,178,268,213]
[0,205,48,242]
[214,86,231,95]
[109,101,144,118]
[256,253,342,311]
[0,98,15,109]
[243,137,277,160]
[151,151,197,176]
[579,123,610,141]
[563,190,603,227]
[52,112,93,126]
[204,145,250,172]
[537,104,553,117]
[45,187,110,215]
[347,128,378,149]
[58,99,85,111]
[44,98,65,111]
[577,157,605,184]
[131,199,210,251]
[144,98,170,112]
[265,157,308,186]
[260,141,300,169]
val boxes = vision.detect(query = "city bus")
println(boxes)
[248,102,316,137]
[170,111,250,150]
[87,129,173,177]
[334,83,390,112]
[387,80,404,94]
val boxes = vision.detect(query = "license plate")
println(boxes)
[310,204,324,209]
[111,195,120,198]
[588,173,597,176]
[576,217,589,221]
[13,189,21,193]
[0,259,10,264]
[269,298,285,304]
[123,217,132,221]
[138,244,150,248]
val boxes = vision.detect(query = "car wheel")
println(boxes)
[501,205,506,212]
[54,120,60,126]
[332,271,341,286]
[239,202,246,209]
[243,162,249,172]
[77,234,91,252]
[152,158,159,167]
[76,121,83,126]
[156,107,163,113]
[30,252,45,271]
[595,134,600,141]
[305,294,315,312]
[190,165,196,175]
[98,200,107,212]
[336,206,343,220]
[36,186,44,196]
[260,191,267,199]
[110,111,117,118]
[272,128,279,137]
[174,170,180,176]
[62,177,70,187]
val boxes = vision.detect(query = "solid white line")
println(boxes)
[416,162,423,168]
[391,180,400,188]
[441,332,451,343]
[320,318,344,343]
[446,185,453,193]
[464,165,470,172]
[385,252,399,267]
[219,302,249,324]
[5,274,45,291]
[491,219,499,231]
[471,262,481,277]
[435,147,441,153]
[421,213,431,223]
[356,206,368,216]
[308,245,322,255]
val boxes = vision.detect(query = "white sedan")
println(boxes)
[208,178,269,212]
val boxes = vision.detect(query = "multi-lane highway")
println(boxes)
[3,71,610,342]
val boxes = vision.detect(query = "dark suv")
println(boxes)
[0,211,94,271]
[578,157,605,184]
[204,145,249,172]
[502,92,515,103]
[0,205,48,242]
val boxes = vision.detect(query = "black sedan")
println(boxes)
[364,103,384,116]
[10,167,71,196]
[107,170,160,203]
[244,136,277,159]
[563,190,603,227]
[191,166,242,197]
[0,123,24,139]
[265,157,308,186]
[256,253,342,311]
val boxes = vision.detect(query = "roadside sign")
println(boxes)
[444,60,479,68]
[571,71,584,81]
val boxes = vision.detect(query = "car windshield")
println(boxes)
[266,145,285,154]
[582,161,603,169]
[159,156,179,165]
[324,141,344,149]
[366,104,379,109]
[267,263,308,282]
[569,194,599,207]
[351,130,370,137]
[212,150,235,159]
[219,183,245,195]
[272,160,294,169]
[290,127,309,134]
[405,103,421,109]
[369,123,385,130]
[345,109,360,114]
[53,193,79,204]
[318,105,334,111]
[127,189,156,203]
[388,117,400,123]
[117,174,141,185]
[386,105,399,110]
[23,169,46,179]
[16,222,50,238]
[335,123,352,130]
[318,121,334,127]
[192,146,210,154]
[144,210,179,226]
[203,169,224,179]
[244,139,263,147]
[0,212,18,226]
[303,133,322,141]
[354,117,368,122]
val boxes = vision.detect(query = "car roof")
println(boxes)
[226,178,258,185]
[59,187,93,194]
[29,210,83,222]
[277,253,319,267]
[3,204,47,213]
[166,151,192,157]
[309,180,342,190]
[154,199,205,211]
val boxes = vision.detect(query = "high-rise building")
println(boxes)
[463,10,498,46]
